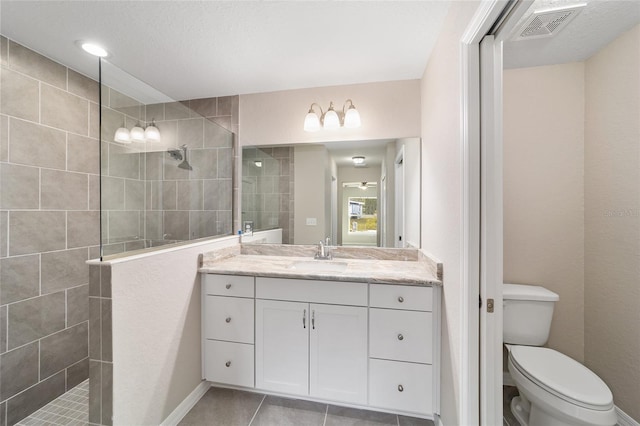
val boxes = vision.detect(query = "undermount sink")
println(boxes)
[287,260,348,273]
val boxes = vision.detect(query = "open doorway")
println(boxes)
[341,182,378,246]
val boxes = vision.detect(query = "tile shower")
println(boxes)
[0,36,238,425]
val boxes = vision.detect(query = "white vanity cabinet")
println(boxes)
[202,274,255,387]
[255,278,368,405]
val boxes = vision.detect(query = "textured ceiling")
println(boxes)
[0,1,451,101]
[504,0,640,69]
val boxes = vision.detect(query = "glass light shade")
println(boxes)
[130,125,145,143]
[304,112,321,132]
[323,109,340,129]
[144,124,161,143]
[114,127,131,144]
[344,107,361,128]
[81,42,108,57]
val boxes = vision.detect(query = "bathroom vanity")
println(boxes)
[199,245,442,420]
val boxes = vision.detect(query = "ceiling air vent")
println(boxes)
[513,3,586,41]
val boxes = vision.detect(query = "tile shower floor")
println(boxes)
[15,380,89,426]
[180,387,434,426]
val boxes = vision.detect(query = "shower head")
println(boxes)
[177,145,193,170]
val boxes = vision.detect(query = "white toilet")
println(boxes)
[503,283,617,426]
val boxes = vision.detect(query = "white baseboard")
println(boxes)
[616,406,640,426]
[160,381,210,426]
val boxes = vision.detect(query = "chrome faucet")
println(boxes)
[314,239,332,260]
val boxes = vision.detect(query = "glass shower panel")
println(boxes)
[99,59,234,259]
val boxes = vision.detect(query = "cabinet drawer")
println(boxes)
[370,284,432,311]
[204,274,254,298]
[370,309,432,364]
[204,340,254,388]
[369,358,432,415]
[205,296,254,344]
[256,277,367,306]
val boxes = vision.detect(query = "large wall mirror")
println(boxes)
[241,138,420,248]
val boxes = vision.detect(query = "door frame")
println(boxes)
[394,147,405,248]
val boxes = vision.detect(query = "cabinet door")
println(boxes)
[255,299,309,395]
[309,303,368,404]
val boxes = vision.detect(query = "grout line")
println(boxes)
[397,414,400,426]
[247,394,266,426]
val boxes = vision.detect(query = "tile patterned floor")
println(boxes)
[15,380,89,426]
[180,387,435,426]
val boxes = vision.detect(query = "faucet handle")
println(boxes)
[325,237,331,246]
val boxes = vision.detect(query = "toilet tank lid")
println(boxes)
[503,283,559,301]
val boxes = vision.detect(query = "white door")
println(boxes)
[394,148,405,247]
[309,304,368,404]
[255,299,309,395]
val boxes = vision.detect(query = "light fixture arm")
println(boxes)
[308,102,325,123]
[342,99,356,116]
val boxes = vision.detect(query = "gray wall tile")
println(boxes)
[68,134,99,174]
[217,96,233,116]
[145,211,163,240]
[108,143,140,180]
[90,102,100,139]
[164,157,191,180]
[146,103,165,122]
[0,254,39,305]
[162,181,177,210]
[156,120,177,148]
[9,118,66,170]
[102,176,125,210]
[101,299,112,362]
[124,179,145,210]
[89,175,100,211]
[0,68,39,122]
[88,360,101,424]
[0,163,39,210]
[0,35,7,65]
[65,357,89,391]
[9,211,66,255]
[218,148,233,179]
[41,248,89,294]
[67,285,89,326]
[108,211,139,242]
[204,119,233,148]
[125,240,145,251]
[177,118,204,148]
[101,107,124,143]
[0,306,6,353]
[0,400,4,426]
[0,342,38,400]
[7,291,65,349]
[101,362,113,426]
[190,211,217,239]
[100,266,111,298]
[109,89,143,120]
[0,211,7,258]
[40,322,88,378]
[211,116,231,132]
[165,102,190,120]
[89,265,100,297]
[6,371,65,426]
[1,114,8,162]
[68,69,98,103]
[144,152,163,180]
[148,181,161,210]
[41,84,88,135]
[177,180,203,210]
[40,169,88,210]
[164,211,189,241]
[190,149,218,179]
[89,298,101,360]
[189,98,216,117]
[67,211,100,248]
[8,41,66,89]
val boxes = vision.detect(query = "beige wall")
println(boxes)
[503,63,586,363]
[584,24,640,421]
[293,145,329,244]
[239,80,421,146]
[398,138,421,248]
[419,2,480,423]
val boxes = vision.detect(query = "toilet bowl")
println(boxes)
[507,345,617,426]
[503,283,617,426]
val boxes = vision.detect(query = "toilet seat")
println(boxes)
[509,346,614,411]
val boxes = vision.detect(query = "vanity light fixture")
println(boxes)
[113,120,161,144]
[130,123,146,143]
[303,99,361,132]
[144,120,161,143]
[352,156,365,165]
[254,160,263,168]
[114,123,131,144]
[359,182,368,190]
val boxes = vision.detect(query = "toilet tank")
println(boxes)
[503,283,559,346]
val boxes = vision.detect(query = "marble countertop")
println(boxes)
[199,245,442,286]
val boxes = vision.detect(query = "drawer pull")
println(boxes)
[303,309,307,329]
[398,384,404,392]
[398,296,404,303]
[225,361,231,367]
[225,283,232,289]
[397,333,404,341]
[225,317,231,323]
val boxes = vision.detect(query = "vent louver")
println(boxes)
[513,3,586,41]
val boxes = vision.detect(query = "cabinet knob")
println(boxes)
[398,296,404,303]
[225,361,231,367]
[398,384,404,392]
[397,333,404,341]
[225,317,231,323]
[225,283,232,289]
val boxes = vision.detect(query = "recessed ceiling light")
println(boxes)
[78,41,109,57]
[352,156,365,165]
